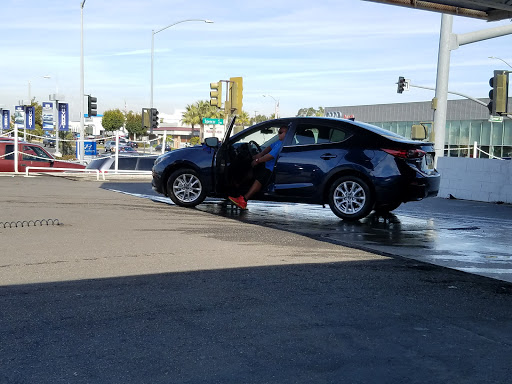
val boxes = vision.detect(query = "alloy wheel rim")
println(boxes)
[173,174,202,203]
[334,181,366,214]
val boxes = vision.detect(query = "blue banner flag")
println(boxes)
[42,102,54,130]
[2,109,10,131]
[58,103,69,131]
[25,106,35,130]
[14,106,24,129]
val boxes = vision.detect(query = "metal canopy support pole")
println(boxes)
[433,14,452,163]
[432,15,512,164]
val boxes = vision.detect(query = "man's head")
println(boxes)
[278,125,288,140]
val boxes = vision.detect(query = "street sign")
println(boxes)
[489,115,503,123]
[202,118,224,125]
[76,141,97,156]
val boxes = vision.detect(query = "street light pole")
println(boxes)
[79,0,86,163]
[489,56,512,69]
[150,19,213,109]
[263,94,279,118]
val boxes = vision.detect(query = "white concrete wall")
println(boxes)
[437,157,512,204]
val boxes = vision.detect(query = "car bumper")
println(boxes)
[375,171,441,203]
[152,172,164,195]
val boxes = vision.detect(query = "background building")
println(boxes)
[325,98,512,159]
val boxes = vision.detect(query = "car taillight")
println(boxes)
[382,148,426,159]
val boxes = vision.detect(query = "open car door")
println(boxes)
[212,116,237,195]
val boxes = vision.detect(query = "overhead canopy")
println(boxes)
[364,0,512,21]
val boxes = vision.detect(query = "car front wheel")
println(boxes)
[328,176,373,221]
[167,168,206,207]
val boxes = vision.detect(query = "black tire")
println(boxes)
[328,175,373,221]
[167,168,206,207]
[374,201,401,213]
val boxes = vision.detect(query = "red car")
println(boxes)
[0,140,85,172]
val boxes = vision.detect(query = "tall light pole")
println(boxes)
[79,0,86,163]
[489,56,512,69]
[263,94,279,118]
[150,19,213,109]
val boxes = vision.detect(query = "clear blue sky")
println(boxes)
[0,0,511,121]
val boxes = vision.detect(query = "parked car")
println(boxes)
[116,145,138,154]
[154,143,172,152]
[127,141,138,148]
[104,141,117,152]
[152,117,441,221]
[43,136,56,148]
[86,155,157,172]
[0,140,85,172]
[105,137,128,150]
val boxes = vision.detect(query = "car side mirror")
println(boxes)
[205,137,219,147]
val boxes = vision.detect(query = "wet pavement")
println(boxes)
[103,182,512,284]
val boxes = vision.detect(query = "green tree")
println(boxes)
[181,103,199,132]
[296,107,324,117]
[102,109,125,133]
[236,111,250,127]
[250,114,269,125]
[182,100,223,140]
[125,111,145,139]
[189,136,201,146]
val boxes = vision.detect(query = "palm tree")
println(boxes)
[181,103,200,136]
[237,111,250,128]
[195,100,223,141]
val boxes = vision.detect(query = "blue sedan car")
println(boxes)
[152,117,440,220]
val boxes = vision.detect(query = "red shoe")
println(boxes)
[228,195,247,210]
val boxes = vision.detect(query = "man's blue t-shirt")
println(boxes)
[265,140,283,171]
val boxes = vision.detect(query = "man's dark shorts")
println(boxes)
[254,163,272,186]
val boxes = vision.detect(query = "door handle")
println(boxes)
[320,154,337,160]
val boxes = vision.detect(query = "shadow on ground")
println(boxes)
[2,259,512,384]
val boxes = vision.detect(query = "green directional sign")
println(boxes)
[202,118,224,125]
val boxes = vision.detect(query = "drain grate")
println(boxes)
[0,219,61,228]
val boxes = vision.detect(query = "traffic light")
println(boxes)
[397,76,406,94]
[150,108,159,131]
[210,82,222,108]
[229,77,243,113]
[487,70,509,115]
[87,95,97,116]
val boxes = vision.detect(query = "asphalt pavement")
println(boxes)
[1,175,511,384]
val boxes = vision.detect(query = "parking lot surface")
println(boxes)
[1,176,511,384]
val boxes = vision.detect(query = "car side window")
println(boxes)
[231,125,282,150]
[293,124,348,146]
[5,144,14,160]
[110,157,138,170]
[22,145,52,161]
[137,157,156,171]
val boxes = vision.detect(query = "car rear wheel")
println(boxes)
[328,176,373,221]
[167,168,206,207]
